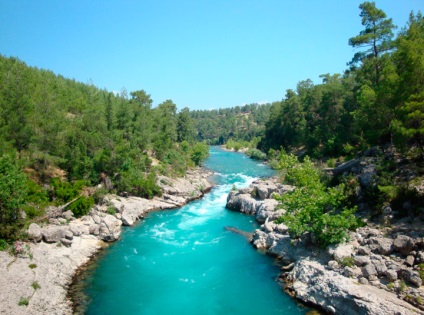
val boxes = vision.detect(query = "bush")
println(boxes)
[247,148,267,160]
[0,155,28,241]
[274,151,362,247]
[50,178,85,204]
[116,170,162,199]
[0,239,9,251]
[18,297,29,306]
[31,281,40,290]
[67,196,94,217]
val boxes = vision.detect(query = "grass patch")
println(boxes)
[31,281,40,290]
[28,263,37,269]
[18,297,29,306]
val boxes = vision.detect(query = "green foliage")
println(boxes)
[107,207,116,215]
[190,142,209,166]
[28,263,37,269]
[339,256,355,267]
[246,148,267,160]
[274,151,361,247]
[18,297,29,306]
[191,104,271,145]
[31,281,40,290]
[0,239,9,251]
[67,196,94,217]
[50,178,84,204]
[0,155,28,241]
[116,170,162,199]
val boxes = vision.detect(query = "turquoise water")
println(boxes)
[83,146,309,315]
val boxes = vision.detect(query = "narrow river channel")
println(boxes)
[80,146,310,314]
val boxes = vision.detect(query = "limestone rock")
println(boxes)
[255,199,280,223]
[362,264,378,278]
[60,238,72,247]
[98,214,122,242]
[385,269,398,282]
[329,244,355,261]
[405,255,415,267]
[290,259,420,314]
[327,260,340,270]
[41,226,69,243]
[27,223,42,242]
[353,255,370,267]
[393,235,415,256]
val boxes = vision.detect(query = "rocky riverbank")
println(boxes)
[226,178,424,315]
[0,168,212,315]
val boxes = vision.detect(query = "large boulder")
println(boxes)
[255,199,281,223]
[393,235,415,256]
[41,226,69,243]
[226,191,259,215]
[99,214,122,242]
[290,259,421,314]
[27,223,42,242]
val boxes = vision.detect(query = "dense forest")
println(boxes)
[0,56,208,242]
[258,6,423,159]
[190,103,272,145]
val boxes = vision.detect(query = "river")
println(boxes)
[80,146,310,314]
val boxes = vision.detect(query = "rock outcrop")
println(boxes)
[229,180,424,315]
[226,178,293,223]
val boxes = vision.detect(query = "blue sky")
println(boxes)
[0,1,422,110]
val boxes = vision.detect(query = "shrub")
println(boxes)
[18,297,29,306]
[247,148,267,160]
[28,263,37,269]
[0,155,28,241]
[68,196,94,217]
[116,170,162,199]
[274,151,362,247]
[31,281,40,290]
[0,239,9,251]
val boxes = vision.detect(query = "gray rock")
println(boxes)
[255,199,280,223]
[64,230,73,240]
[402,269,423,287]
[41,226,69,243]
[329,244,355,261]
[251,230,269,249]
[275,223,289,234]
[385,269,398,282]
[354,255,370,267]
[99,214,122,242]
[416,251,424,263]
[358,277,369,285]
[290,259,421,314]
[368,237,393,255]
[393,235,415,256]
[60,238,72,247]
[27,223,42,242]
[405,255,415,267]
[89,224,100,235]
[343,266,359,278]
[69,223,82,236]
[49,218,60,225]
[362,264,378,278]
[357,246,371,256]
[372,260,387,276]
[92,214,101,224]
[327,260,340,270]
[62,210,75,221]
